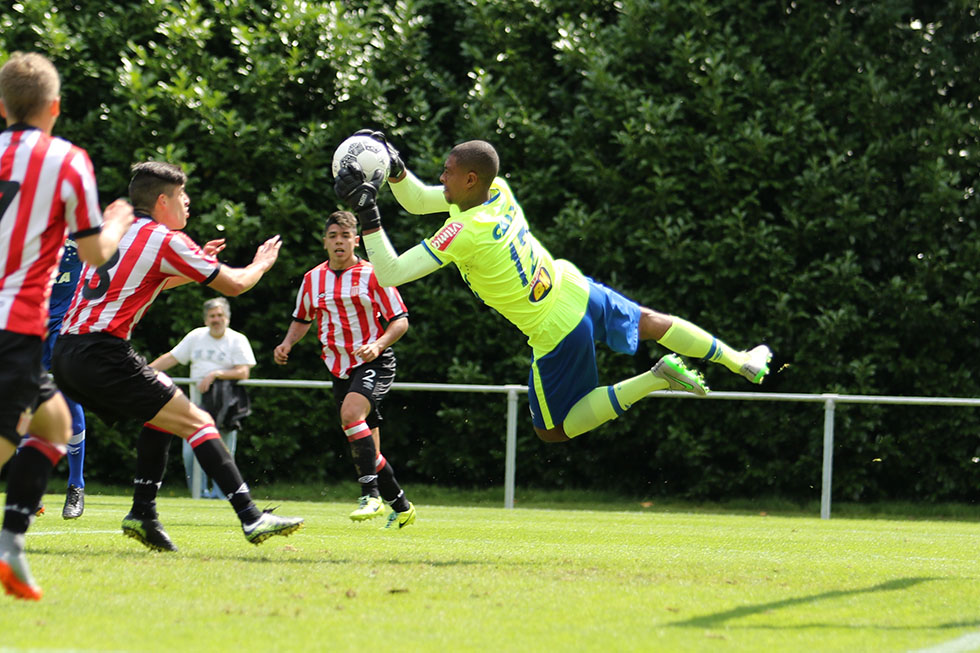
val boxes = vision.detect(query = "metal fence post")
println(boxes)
[504,386,519,509]
[820,394,837,520]
[189,384,203,500]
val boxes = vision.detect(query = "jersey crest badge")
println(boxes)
[528,265,552,303]
[431,222,463,251]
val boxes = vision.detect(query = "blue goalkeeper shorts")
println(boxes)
[527,279,640,430]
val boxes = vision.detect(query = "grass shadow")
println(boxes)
[670,577,946,629]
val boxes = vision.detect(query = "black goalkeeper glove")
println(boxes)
[353,128,406,179]
[334,162,386,230]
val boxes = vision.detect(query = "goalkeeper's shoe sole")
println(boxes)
[0,553,42,601]
[383,502,417,530]
[350,495,385,522]
[740,345,773,384]
[243,510,304,545]
[651,355,709,397]
[122,512,178,552]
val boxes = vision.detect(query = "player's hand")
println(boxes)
[353,129,405,179]
[202,238,226,258]
[353,341,381,363]
[103,198,135,230]
[334,162,384,212]
[273,343,290,365]
[252,235,282,271]
[198,374,215,394]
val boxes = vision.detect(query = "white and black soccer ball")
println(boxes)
[331,134,391,182]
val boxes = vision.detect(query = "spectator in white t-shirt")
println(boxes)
[150,297,256,498]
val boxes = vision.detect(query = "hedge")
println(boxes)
[3,0,978,501]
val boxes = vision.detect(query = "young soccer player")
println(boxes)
[335,136,772,443]
[52,161,303,552]
[274,211,416,529]
[43,239,88,519]
[0,51,134,599]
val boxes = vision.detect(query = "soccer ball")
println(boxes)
[331,134,391,182]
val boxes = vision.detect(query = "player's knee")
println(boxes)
[638,307,671,341]
[56,424,72,445]
[534,425,569,443]
[33,396,73,445]
[340,407,369,426]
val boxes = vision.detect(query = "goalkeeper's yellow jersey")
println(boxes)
[393,173,589,355]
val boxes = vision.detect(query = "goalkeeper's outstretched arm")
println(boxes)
[389,169,450,215]
[362,230,440,287]
[334,163,442,287]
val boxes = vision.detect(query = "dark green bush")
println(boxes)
[3,0,978,501]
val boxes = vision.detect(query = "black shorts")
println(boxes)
[0,331,58,445]
[331,348,396,430]
[52,333,177,424]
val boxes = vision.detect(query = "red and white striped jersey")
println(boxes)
[292,258,406,378]
[61,213,220,340]
[0,125,103,336]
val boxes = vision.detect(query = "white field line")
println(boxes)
[908,632,980,653]
[1,648,129,653]
[28,530,120,536]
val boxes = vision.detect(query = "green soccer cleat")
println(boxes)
[243,509,304,545]
[383,502,416,530]
[122,512,178,552]
[350,495,385,522]
[651,354,709,397]
[739,345,772,384]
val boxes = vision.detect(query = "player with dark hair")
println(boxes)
[0,51,134,599]
[335,136,771,444]
[274,210,416,528]
[52,161,303,552]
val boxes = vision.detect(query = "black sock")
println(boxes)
[192,437,260,523]
[377,461,409,512]
[2,447,54,534]
[131,426,172,518]
[348,437,379,496]
[360,478,380,498]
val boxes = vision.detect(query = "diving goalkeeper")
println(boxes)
[335,136,771,443]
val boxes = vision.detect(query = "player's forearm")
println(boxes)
[76,199,135,266]
[208,235,281,296]
[282,320,312,347]
[362,231,440,287]
[375,317,409,350]
[149,352,178,371]
[210,261,269,296]
[215,364,250,380]
[389,169,450,215]
[76,225,122,268]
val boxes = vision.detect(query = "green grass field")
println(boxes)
[0,490,977,652]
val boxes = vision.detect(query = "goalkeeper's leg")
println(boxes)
[529,293,709,441]
[644,309,771,384]
[532,282,764,442]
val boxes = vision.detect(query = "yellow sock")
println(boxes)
[656,317,746,374]
[563,371,669,438]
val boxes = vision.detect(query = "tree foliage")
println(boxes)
[3,0,978,501]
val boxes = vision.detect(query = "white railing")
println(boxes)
[174,378,980,518]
